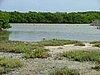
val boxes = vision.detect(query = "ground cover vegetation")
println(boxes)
[90,41,100,48]
[48,67,80,75]
[0,39,85,59]
[37,39,85,46]
[0,57,23,74]
[62,50,100,63]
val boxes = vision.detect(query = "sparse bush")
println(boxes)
[90,41,100,47]
[62,51,100,63]
[38,39,84,46]
[0,59,23,68]
[93,43,100,48]
[90,41,100,44]
[0,41,49,59]
[0,40,84,53]
[24,48,49,59]
[48,67,80,75]
[0,67,5,74]
[0,57,23,74]
[0,40,85,59]
[74,42,85,46]
[0,41,43,53]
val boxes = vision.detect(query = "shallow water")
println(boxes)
[5,23,100,42]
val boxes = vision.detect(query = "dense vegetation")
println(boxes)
[9,11,100,24]
[0,11,100,24]
[48,67,79,75]
[0,12,11,31]
[62,51,100,63]
[0,11,100,31]
[0,57,23,74]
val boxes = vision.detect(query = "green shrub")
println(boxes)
[24,48,49,59]
[38,39,84,46]
[90,41,100,48]
[93,43,100,48]
[90,41,100,44]
[0,59,23,68]
[0,57,23,74]
[0,41,49,59]
[0,41,43,53]
[0,67,5,74]
[0,40,84,53]
[48,67,79,75]
[74,42,85,46]
[62,51,100,63]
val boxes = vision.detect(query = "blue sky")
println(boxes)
[0,0,100,12]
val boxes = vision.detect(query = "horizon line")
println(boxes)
[0,10,100,13]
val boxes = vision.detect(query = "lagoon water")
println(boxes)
[7,23,100,42]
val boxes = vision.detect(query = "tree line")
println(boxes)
[9,11,100,24]
[0,11,100,30]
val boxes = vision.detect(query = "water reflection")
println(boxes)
[0,31,11,41]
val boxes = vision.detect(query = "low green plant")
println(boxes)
[48,67,80,75]
[90,41,100,48]
[24,48,49,59]
[62,51,100,63]
[38,39,84,46]
[0,40,84,53]
[0,67,5,74]
[74,42,85,46]
[93,43,100,48]
[0,41,49,59]
[0,41,43,53]
[0,57,23,74]
[0,40,85,59]
[0,59,23,68]
[90,41,100,44]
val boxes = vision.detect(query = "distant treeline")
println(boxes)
[1,11,100,24]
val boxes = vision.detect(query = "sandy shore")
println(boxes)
[45,43,100,54]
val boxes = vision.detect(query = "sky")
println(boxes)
[0,0,100,12]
